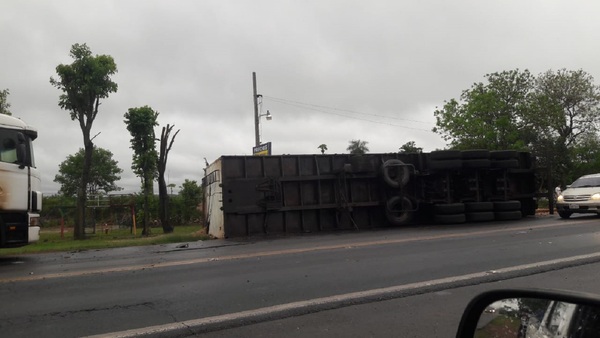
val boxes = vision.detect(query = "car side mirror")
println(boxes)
[456,289,600,338]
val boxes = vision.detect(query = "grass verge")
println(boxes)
[0,225,210,256]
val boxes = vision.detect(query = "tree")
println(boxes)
[54,147,123,197]
[318,144,327,154]
[0,88,12,115]
[569,133,600,183]
[433,69,534,150]
[524,69,600,188]
[157,124,180,233]
[347,139,369,155]
[124,106,158,235]
[530,69,600,148]
[399,141,422,153]
[50,43,118,239]
[179,179,203,224]
[433,68,600,189]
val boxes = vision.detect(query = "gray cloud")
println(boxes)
[2,0,600,194]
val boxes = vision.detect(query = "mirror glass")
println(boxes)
[475,297,600,338]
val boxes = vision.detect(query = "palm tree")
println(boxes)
[318,144,328,154]
[347,139,369,155]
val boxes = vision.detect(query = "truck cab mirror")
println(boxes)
[16,132,27,168]
[456,289,600,338]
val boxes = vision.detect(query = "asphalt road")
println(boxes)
[2,213,600,337]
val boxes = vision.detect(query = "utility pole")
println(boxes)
[253,72,260,147]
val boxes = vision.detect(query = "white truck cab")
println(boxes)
[0,114,42,247]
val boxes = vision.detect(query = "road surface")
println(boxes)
[1,213,600,337]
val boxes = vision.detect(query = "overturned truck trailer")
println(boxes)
[203,150,536,238]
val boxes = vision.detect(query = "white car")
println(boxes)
[556,173,600,219]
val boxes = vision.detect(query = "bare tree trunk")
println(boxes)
[142,171,151,236]
[158,169,171,233]
[158,125,179,233]
[75,134,93,239]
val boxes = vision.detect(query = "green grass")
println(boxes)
[0,225,210,256]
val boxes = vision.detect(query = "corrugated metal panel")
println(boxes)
[204,151,537,238]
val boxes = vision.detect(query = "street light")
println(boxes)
[257,110,272,144]
[262,110,272,121]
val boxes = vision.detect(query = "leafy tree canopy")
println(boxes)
[50,43,118,129]
[347,139,369,155]
[318,144,327,154]
[399,141,422,153]
[179,179,203,223]
[530,69,600,148]
[0,88,12,115]
[180,179,202,206]
[433,69,534,150]
[124,105,159,192]
[433,68,600,187]
[54,147,123,197]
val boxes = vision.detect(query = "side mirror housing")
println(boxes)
[456,289,600,338]
[16,132,27,168]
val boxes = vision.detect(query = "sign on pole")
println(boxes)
[253,142,271,156]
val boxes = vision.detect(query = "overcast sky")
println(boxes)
[3,0,600,195]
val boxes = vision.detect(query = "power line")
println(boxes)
[263,95,435,132]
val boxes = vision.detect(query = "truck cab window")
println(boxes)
[0,129,33,166]
[0,135,18,163]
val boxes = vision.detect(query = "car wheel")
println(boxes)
[558,210,572,219]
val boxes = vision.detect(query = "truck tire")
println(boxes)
[385,196,413,225]
[492,159,519,168]
[520,198,537,216]
[465,202,494,212]
[463,159,491,169]
[490,150,518,160]
[494,200,521,211]
[429,150,462,161]
[494,210,522,220]
[382,159,410,188]
[461,150,490,159]
[466,211,495,222]
[434,213,466,224]
[428,159,462,170]
[434,203,465,214]
[518,151,534,169]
